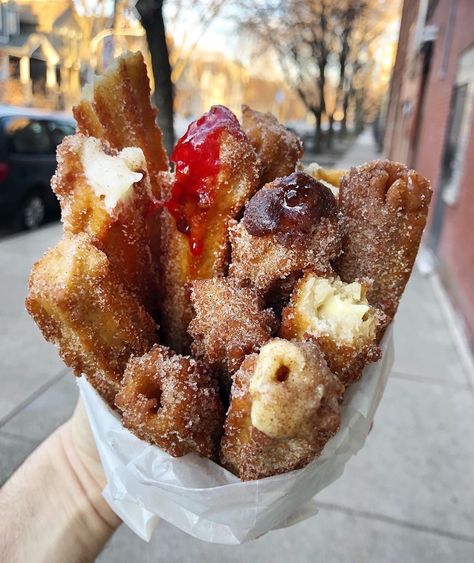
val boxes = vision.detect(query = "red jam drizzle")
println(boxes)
[165,105,245,256]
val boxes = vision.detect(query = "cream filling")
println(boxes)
[80,138,145,213]
[249,339,324,438]
[296,276,376,343]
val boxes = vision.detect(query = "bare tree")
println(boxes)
[239,0,397,151]
[241,0,349,152]
[327,1,367,146]
[240,0,345,152]
[340,0,395,135]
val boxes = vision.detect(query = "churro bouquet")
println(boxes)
[26,52,432,543]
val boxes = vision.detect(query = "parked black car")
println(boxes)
[0,105,75,230]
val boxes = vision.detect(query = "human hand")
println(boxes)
[65,399,108,489]
[0,397,120,563]
[58,398,121,531]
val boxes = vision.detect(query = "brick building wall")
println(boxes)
[385,0,474,345]
[415,0,473,198]
[384,0,421,164]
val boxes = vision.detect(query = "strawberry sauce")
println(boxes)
[166,105,244,255]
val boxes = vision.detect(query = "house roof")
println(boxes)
[1,33,60,64]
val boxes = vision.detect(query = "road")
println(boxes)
[1,133,473,562]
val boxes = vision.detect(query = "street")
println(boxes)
[1,134,473,562]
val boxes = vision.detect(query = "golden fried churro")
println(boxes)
[73,52,169,272]
[115,344,224,459]
[281,272,388,386]
[188,278,277,389]
[242,105,303,186]
[73,51,168,200]
[336,160,432,319]
[220,338,344,480]
[52,134,158,313]
[161,105,259,352]
[229,172,340,305]
[26,235,157,405]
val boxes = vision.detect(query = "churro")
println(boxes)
[161,105,259,352]
[188,278,277,390]
[229,172,340,306]
[116,344,224,458]
[220,339,344,479]
[242,105,303,186]
[26,234,157,405]
[52,134,158,312]
[336,160,432,319]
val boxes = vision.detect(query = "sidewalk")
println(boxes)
[1,132,473,562]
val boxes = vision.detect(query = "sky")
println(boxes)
[163,1,242,59]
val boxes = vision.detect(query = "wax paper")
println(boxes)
[78,329,394,545]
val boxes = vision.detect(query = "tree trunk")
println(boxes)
[136,0,175,155]
[340,82,353,137]
[340,91,349,137]
[318,61,327,117]
[317,60,327,152]
[313,110,323,154]
[354,89,365,134]
[336,19,351,138]
[327,112,335,149]
[336,61,346,138]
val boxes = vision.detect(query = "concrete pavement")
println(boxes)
[1,131,473,562]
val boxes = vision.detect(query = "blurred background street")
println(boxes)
[1,0,474,561]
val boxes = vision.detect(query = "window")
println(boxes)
[429,45,474,251]
[47,121,75,149]
[442,46,474,205]
[5,118,51,154]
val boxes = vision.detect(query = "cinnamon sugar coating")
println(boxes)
[52,134,158,314]
[242,105,303,186]
[116,344,224,459]
[26,235,157,406]
[229,172,341,302]
[336,160,432,319]
[220,339,344,480]
[188,278,277,389]
[281,272,388,386]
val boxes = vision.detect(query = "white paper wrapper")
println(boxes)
[78,328,394,545]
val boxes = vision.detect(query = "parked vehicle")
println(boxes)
[0,105,75,230]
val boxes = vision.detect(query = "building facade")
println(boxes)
[384,0,474,346]
[0,0,146,110]
[0,0,84,109]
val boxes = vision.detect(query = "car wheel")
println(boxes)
[21,193,46,230]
